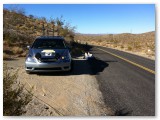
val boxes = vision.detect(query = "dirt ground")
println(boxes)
[4,57,113,116]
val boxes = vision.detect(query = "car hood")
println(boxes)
[29,48,69,57]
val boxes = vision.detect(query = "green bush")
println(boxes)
[3,64,33,116]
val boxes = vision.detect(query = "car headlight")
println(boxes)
[61,51,71,62]
[26,55,36,62]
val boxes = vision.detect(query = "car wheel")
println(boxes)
[70,60,74,71]
[26,71,31,74]
[65,61,73,74]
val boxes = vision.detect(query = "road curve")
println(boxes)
[89,46,155,116]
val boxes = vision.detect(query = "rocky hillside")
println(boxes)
[75,31,155,59]
[3,8,75,59]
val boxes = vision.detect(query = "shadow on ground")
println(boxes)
[37,57,110,76]
[3,50,14,55]
[113,108,132,116]
[36,44,118,76]
[36,43,110,76]
[3,58,19,61]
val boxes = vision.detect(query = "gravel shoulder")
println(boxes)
[4,57,113,116]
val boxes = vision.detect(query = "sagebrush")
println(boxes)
[3,64,33,116]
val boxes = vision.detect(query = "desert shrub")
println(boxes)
[3,64,32,116]
[3,53,10,60]
[98,39,102,42]
[147,42,155,52]
[12,47,23,54]
[71,47,84,56]
[113,44,117,48]
[128,46,132,51]
[120,45,124,49]
[132,41,141,50]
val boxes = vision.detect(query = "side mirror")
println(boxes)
[27,46,30,49]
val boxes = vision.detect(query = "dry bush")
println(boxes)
[12,47,23,54]
[127,46,132,51]
[120,45,124,49]
[19,51,27,57]
[3,64,33,116]
[3,53,10,60]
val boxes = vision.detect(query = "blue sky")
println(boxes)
[3,4,155,34]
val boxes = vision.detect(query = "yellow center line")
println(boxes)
[97,48,155,74]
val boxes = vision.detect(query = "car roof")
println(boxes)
[36,36,64,40]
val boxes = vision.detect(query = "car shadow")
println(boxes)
[114,108,133,116]
[36,43,116,76]
[88,57,109,75]
[37,57,112,76]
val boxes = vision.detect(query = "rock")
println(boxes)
[44,105,49,110]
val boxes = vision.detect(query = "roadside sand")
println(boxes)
[4,58,113,116]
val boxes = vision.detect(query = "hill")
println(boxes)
[75,31,155,59]
[3,8,75,59]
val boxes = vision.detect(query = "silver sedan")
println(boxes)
[25,36,72,73]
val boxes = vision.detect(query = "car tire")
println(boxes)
[70,60,74,71]
[65,61,73,74]
[26,71,31,74]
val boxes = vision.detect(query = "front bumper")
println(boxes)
[25,61,71,72]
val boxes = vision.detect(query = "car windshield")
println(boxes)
[32,39,66,49]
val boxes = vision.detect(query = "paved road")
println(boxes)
[89,46,155,116]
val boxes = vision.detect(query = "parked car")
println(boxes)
[25,36,72,73]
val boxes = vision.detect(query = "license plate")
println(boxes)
[45,52,52,56]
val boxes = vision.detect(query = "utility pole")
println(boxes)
[46,24,49,36]
[52,23,55,36]
[42,23,45,36]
